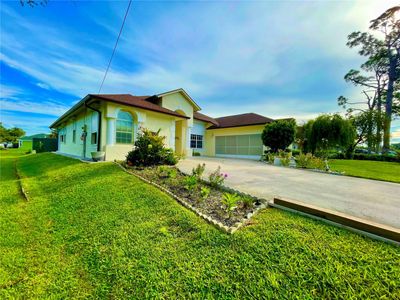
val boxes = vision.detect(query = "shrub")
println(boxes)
[192,163,206,179]
[264,152,275,164]
[241,196,254,209]
[309,156,326,170]
[192,151,201,156]
[262,119,296,152]
[221,193,240,217]
[208,166,227,188]
[352,153,400,163]
[280,157,291,167]
[126,128,178,166]
[296,153,327,170]
[183,175,198,193]
[296,153,312,168]
[200,186,210,201]
[291,149,301,156]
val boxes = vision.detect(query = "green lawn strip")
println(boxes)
[0,149,30,293]
[329,159,400,183]
[1,152,400,298]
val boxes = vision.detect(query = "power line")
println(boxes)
[98,0,132,94]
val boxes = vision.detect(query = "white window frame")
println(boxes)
[190,134,203,149]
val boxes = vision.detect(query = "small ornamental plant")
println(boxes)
[183,175,198,194]
[241,196,255,209]
[222,193,240,217]
[200,186,210,202]
[208,166,227,188]
[157,166,177,179]
[192,163,206,180]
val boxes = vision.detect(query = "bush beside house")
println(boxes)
[126,128,178,166]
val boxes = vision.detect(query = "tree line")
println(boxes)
[262,6,399,157]
[0,123,25,144]
[338,6,399,154]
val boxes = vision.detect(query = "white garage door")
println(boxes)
[215,134,263,157]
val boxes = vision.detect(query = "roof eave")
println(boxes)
[49,95,91,129]
[207,122,269,130]
[193,116,219,126]
[92,95,190,119]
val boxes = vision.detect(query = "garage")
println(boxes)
[215,134,263,158]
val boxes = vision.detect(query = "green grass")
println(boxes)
[0,151,399,299]
[330,159,400,183]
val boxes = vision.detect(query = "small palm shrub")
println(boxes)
[222,193,240,217]
[208,166,227,188]
[183,175,198,193]
[126,128,178,166]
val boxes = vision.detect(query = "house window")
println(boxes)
[91,132,97,144]
[190,134,203,149]
[116,111,133,144]
[60,134,64,143]
[72,130,76,143]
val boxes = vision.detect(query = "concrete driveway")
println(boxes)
[177,157,400,229]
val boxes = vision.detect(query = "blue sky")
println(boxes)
[0,0,399,142]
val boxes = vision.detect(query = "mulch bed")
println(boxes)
[122,163,266,228]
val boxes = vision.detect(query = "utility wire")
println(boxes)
[98,0,132,94]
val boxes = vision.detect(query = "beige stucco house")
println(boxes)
[50,88,283,161]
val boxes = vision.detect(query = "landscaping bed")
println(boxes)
[121,162,266,229]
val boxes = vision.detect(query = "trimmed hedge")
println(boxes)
[330,152,399,162]
[352,153,400,163]
[32,138,58,153]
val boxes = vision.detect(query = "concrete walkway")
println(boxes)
[177,157,400,229]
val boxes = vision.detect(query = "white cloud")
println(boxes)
[1,98,69,116]
[36,82,51,90]
[1,0,399,123]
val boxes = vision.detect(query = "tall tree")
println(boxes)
[347,6,400,152]
[338,55,387,152]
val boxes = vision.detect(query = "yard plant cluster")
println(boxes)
[124,129,264,227]
[123,162,263,227]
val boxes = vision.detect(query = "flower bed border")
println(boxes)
[115,162,268,234]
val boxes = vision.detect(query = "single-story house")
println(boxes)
[50,88,291,161]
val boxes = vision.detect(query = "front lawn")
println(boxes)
[329,159,400,183]
[1,151,399,298]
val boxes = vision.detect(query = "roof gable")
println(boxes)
[157,88,201,111]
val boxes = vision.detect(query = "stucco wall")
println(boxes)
[103,102,179,161]
[57,108,99,159]
[159,92,196,157]
[205,125,266,157]
[160,93,194,123]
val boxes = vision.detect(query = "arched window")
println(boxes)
[116,111,134,144]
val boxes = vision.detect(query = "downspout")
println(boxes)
[84,99,102,152]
